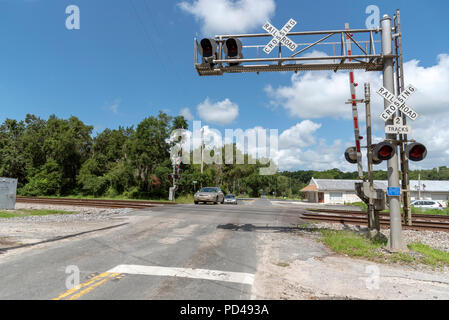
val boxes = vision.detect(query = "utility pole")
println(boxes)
[364,83,380,232]
[418,173,421,200]
[200,127,204,174]
[393,9,412,226]
[381,15,407,252]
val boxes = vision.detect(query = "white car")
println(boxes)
[410,200,444,210]
[224,194,238,205]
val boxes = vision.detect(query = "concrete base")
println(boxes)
[387,238,409,253]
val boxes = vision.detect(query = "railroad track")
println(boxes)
[16,197,175,209]
[302,208,449,232]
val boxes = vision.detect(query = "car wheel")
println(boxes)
[194,201,198,205]
[214,197,218,205]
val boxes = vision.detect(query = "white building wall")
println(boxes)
[323,191,362,204]
[344,192,362,204]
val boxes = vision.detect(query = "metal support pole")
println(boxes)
[364,83,380,232]
[394,9,412,226]
[381,15,407,252]
[200,127,204,175]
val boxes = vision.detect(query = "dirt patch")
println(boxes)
[251,231,449,300]
[0,237,20,248]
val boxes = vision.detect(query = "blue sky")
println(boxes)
[1,0,449,171]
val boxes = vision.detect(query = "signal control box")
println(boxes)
[0,178,18,210]
[355,182,387,211]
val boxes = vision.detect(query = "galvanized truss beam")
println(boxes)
[194,27,384,76]
[216,28,379,39]
[195,60,383,76]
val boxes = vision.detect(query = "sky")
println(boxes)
[1,0,449,172]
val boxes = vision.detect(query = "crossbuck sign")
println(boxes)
[377,84,419,122]
[262,19,298,54]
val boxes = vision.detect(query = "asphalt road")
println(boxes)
[0,198,305,300]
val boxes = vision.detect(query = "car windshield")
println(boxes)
[225,195,235,199]
[200,188,217,193]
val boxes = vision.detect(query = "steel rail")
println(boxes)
[307,208,449,221]
[302,211,449,232]
[16,197,175,208]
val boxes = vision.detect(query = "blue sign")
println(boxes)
[388,187,401,196]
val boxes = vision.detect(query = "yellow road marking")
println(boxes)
[67,273,120,300]
[52,272,111,300]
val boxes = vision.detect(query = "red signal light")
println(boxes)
[224,38,243,66]
[406,142,427,162]
[373,141,396,161]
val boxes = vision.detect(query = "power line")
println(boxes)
[127,0,169,72]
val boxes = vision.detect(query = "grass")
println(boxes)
[317,228,449,269]
[175,194,194,204]
[22,194,173,203]
[345,202,368,211]
[319,229,385,259]
[408,243,449,267]
[276,262,290,267]
[0,209,75,219]
[410,207,449,216]
[264,195,304,201]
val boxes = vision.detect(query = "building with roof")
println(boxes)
[301,178,449,206]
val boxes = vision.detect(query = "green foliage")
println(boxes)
[20,160,62,196]
[2,113,449,200]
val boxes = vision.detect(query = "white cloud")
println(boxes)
[266,53,449,170]
[106,99,121,114]
[230,121,351,172]
[179,107,194,121]
[178,0,275,35]
[197,97,239,125]
[279,120,321,149]
[265,51,383,119]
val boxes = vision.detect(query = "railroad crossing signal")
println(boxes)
[345,141,396,165]
[262,19,298,54]
[223,38,243,65]
[377,84,419,121]
[199,38,218,65]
